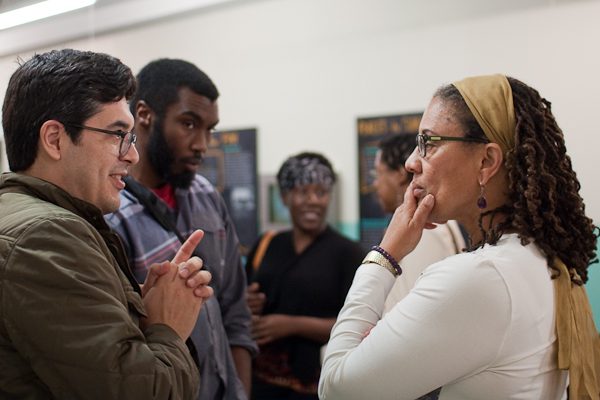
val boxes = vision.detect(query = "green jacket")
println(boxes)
[0,173,200,399]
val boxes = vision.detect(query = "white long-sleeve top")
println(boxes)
[319,234,567,400]
[384,221,465,313]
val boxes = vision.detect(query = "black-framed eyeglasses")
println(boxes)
[416,132,489,158]
[67,124,137,158]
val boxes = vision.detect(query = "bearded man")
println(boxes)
[106,59,256,400]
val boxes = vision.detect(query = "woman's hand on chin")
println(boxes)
[379,181,436,262]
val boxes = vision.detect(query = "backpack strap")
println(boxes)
[252,230,277,272]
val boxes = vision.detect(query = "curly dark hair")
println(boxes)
[434,77,598,284]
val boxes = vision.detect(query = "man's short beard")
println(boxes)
[147,116,196,189]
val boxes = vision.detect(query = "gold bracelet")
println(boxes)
[362,250,399,277]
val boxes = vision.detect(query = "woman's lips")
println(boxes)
[301,210,321,220]
[412,186,426,200]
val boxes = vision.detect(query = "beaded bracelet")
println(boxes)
[371,245,402,276]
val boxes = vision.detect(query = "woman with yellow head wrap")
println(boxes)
[319,75,599,399]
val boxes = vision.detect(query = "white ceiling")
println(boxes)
[0,0,44,12]
[0,0,242,57]
[0,0,594,58]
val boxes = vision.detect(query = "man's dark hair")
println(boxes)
[131,58,219,117]
[378,134,417,179]
[2,49,136,172]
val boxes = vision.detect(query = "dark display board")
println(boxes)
[357,113,422,249]
[199,128,258,255]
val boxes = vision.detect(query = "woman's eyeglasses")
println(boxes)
[66,124,137,158]
[416,133,489,158]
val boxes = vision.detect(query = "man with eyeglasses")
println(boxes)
[105,59,256,400]
[0,49,213,398]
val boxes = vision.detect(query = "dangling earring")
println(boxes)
[477,182,487,209]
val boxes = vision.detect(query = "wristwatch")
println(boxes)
[362,250,399,277]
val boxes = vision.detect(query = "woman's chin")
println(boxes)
[426,209,449,225]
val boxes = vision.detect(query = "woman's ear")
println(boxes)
[479,143,504,185]
[38,120,65,161]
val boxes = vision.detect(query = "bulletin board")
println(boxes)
[199,128,258,255]
[357,113,422,249]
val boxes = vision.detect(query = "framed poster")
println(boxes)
[357,113,422,249]
[199,128,258,255]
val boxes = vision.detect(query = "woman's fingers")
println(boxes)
[411,194,435,230]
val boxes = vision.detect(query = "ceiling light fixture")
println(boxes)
[0,0,96,31]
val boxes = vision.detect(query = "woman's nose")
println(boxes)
[404,146,421,174]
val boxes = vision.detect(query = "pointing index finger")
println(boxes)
[172,230,204,264]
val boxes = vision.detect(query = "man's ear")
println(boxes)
[136,100,153,129]
[38,120,66,161]
[479,142,504,185]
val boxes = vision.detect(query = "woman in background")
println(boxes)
[319,75,599,399]
[246,152,364,400]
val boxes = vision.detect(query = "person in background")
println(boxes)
[245,152,365,400]
[106,58,256,400]
[372,133,465,312]
[319,74,599,399]
[0,49,213,398]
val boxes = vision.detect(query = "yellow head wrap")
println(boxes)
[452,74,516,155]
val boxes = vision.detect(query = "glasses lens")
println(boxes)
[417,134,426,157]
[119,132,136,157]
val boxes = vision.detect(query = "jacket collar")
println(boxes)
[0,172,143,294]
[0,172,108,231]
